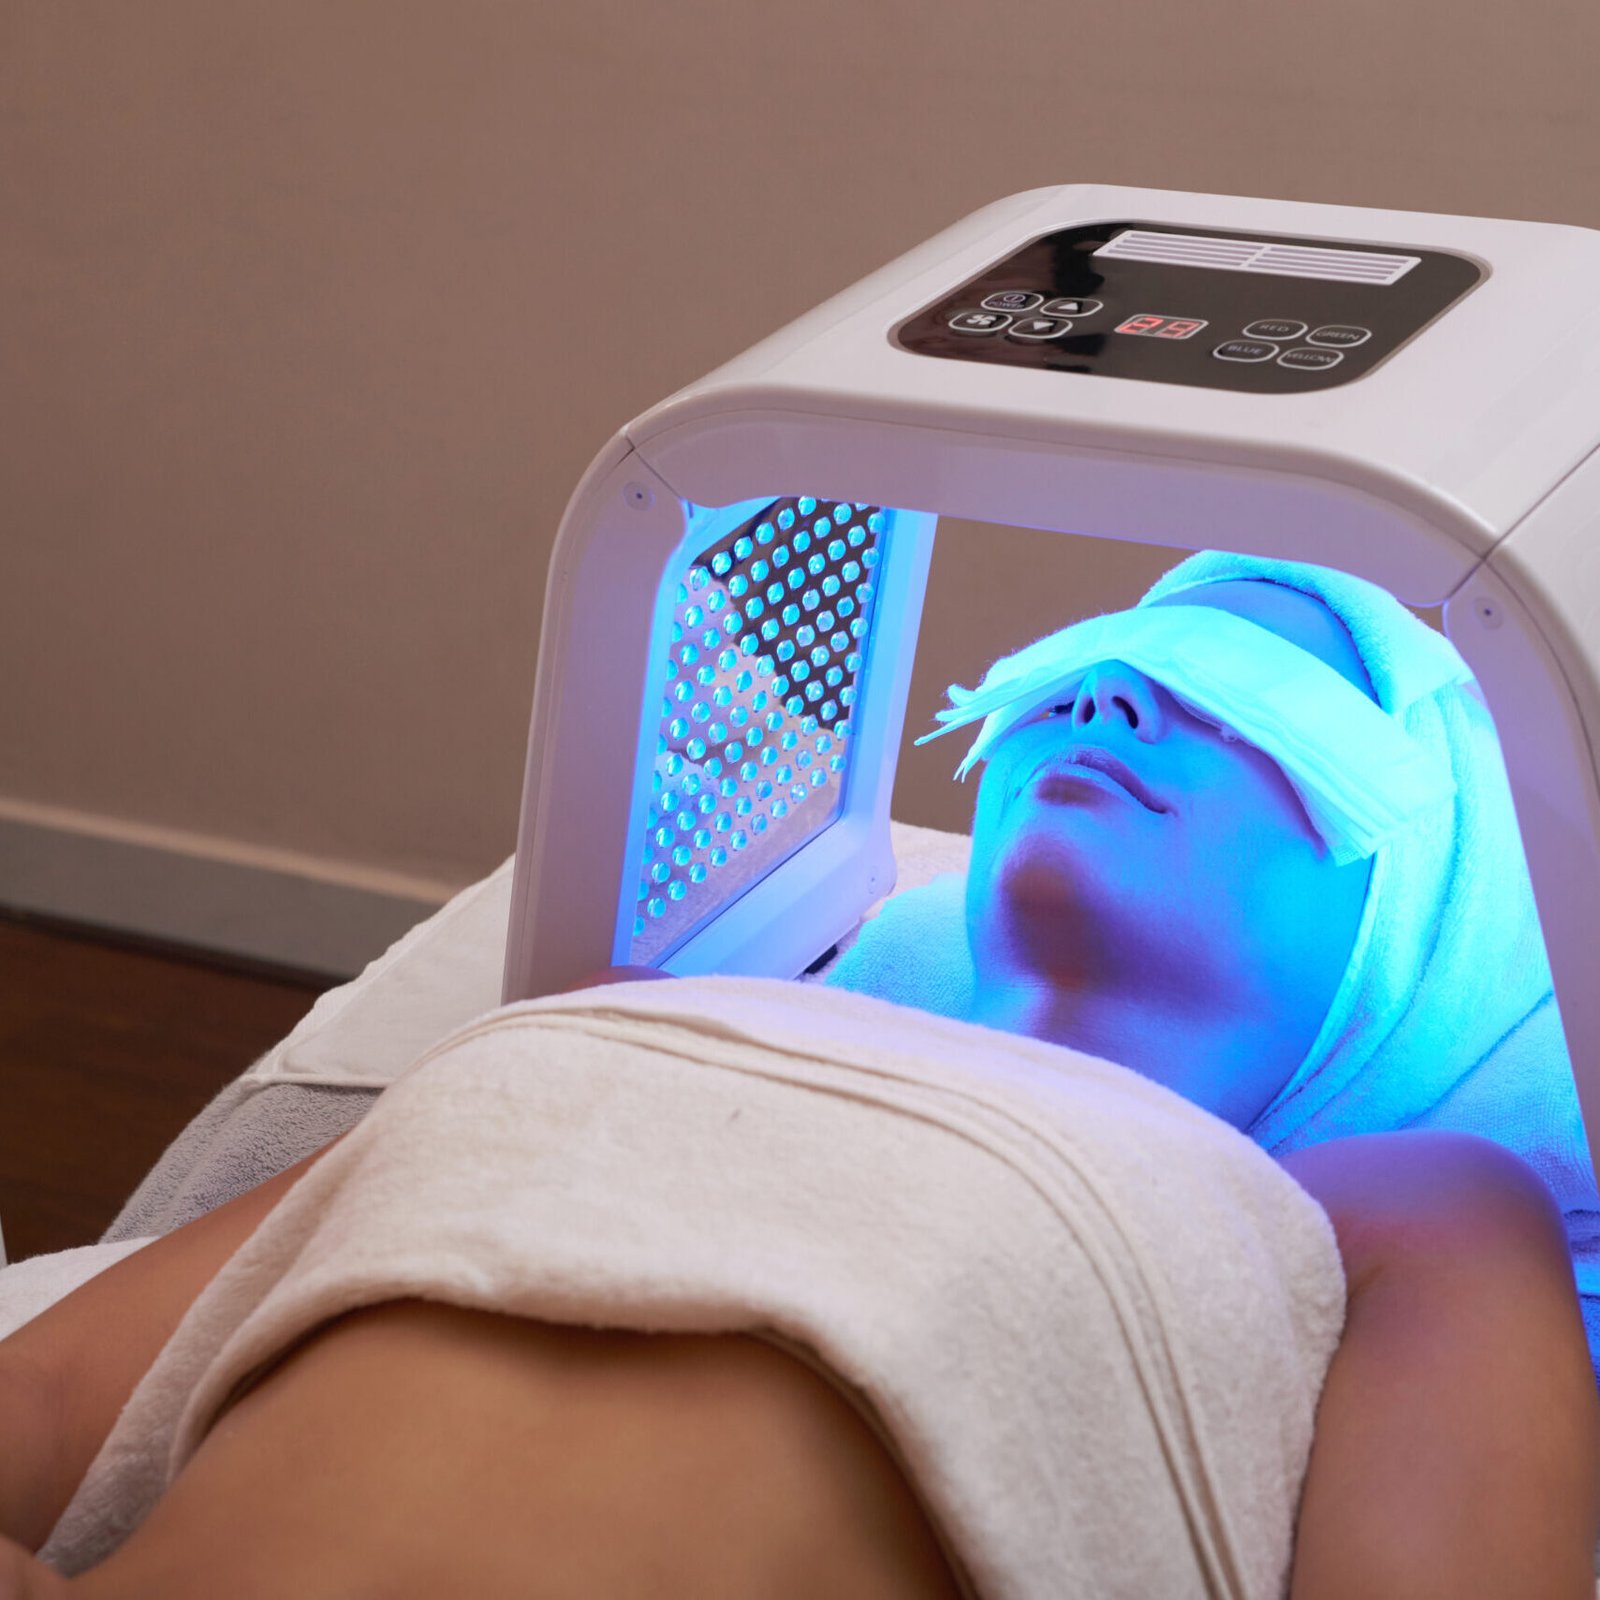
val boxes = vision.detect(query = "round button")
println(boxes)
[1006,316,1073,341]
[947,310,1013,335]
[1041,297,1103,318]
[1214,340,1278,363]
[981,291,1044,313]
[1243,319,1308,341]
[1278,347,1344,370]
[1307,325,1371,348]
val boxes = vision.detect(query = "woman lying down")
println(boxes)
[4,552,1600,1598]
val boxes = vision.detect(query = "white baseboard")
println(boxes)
[0,800,459,979]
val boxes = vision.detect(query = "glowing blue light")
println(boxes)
[710,846,728,867]
[810,767,827,787]
[693,827,712,849]
[728,575,748,599]
[668,716,688,739]
[785,694,804,716]
[701,626,720,649]
[838,596,856,619]
[690,862,708,884]
[687,737,706,760]
[634,915,646,936]
[695,666,715,687]
[830,753,846,773]
[827,538,845,562]
[757,779,773,800]
[731,830,748,851]
[772,798,788,820]
[842,561,861,583]
[756,522,774,545]
[797,496,816,516]
[794,529,811,554]
[805,681,824,703]
[840,687,856,707]
[668,880,687,901]
[808,553,826,576]
[707,591,725,613]
[679,643,698,666]
[781,729,799,751]
[845,651,862,672]
[761,745,778,766]
[791,660,809,681]
[724,739,742,760]
[774,545,791,568]
[777,508,795,530]
[715,811,732,832]
[766,581,784,603]
[751,558,769,581]
[776,640,795,663]
[651,861,670,883]
[731,705,749,727]
[867,511,885,533]
[709,720,728,742]
[761,618,780,642]
[776,764,793,784]
[685,605,703,628]
[824,665,842,687]
[753,815,768,835]
[711,551,732,577]
[720,777,738,797]
[736,797,752,817]
[689,566,709,590]
[672,845,692,867]
[676,808,695,831]
[822,575,840,598]
[795,623,815,648]
[787,568,804,591]
[690,700,709,723]
[810,646,829,668]
[796,749,812,770]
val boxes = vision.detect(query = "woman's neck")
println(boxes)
[968,974,1303,1131]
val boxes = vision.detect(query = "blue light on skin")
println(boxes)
[963,579,1377,1131]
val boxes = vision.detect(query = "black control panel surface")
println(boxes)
[892,221,1484,394]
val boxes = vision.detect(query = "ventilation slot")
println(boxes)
[1096,230,1419,286]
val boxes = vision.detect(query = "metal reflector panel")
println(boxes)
[628,496,887,965]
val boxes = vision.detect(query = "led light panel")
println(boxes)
[629,495,887,964]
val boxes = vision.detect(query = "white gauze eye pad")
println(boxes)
[917,605,1455,865]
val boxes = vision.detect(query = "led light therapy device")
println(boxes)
[504,183,1600,1162]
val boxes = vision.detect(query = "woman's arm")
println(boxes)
[0,1137,342,1551]
[1284,1130,1600,1600]
[0,964,672,1552]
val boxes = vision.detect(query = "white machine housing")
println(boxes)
[504,183,1600,1166]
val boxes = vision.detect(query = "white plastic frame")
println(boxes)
[503,184,1600,1170]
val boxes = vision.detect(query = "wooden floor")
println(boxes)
[0,914,328,1262]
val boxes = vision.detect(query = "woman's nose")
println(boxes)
[1070,661,1166,741]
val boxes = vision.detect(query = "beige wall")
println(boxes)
[5,2,1599,961]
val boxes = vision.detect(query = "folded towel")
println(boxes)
[45,978,1344,1599]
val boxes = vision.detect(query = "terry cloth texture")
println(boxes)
[831,551,1600,1368]
[101,824,973,1244]
[43,978,1344,1600]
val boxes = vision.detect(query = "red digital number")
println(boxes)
[1156,318,1207,339]
[1116,314,1168,336]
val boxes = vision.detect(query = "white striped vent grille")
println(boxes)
[1095,230,1420,286]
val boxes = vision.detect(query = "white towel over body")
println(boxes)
[45,979,1344,1598]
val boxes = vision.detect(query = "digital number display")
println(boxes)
[1115,314,1209,340]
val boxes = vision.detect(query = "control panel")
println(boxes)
[892,221,1484,393]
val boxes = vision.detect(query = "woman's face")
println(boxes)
[964,579,1375,1127]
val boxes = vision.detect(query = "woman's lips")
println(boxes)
[1022,747,1170,814]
